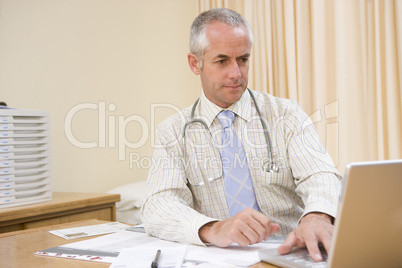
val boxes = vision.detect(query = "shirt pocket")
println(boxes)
[184,157,227,216]
[255,168,294,188]
[183,154,223,187]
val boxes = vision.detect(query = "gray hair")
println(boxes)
[189,8,253,59]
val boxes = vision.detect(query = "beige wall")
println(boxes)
[0,0,201,193]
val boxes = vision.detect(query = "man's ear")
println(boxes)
[187,53,201,75]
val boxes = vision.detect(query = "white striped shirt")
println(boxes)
[141,89,342,246]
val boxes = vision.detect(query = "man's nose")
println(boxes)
[228,61,241,79]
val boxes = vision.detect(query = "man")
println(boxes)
[141,8,342,262]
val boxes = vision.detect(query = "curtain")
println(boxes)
[196,0,402,173]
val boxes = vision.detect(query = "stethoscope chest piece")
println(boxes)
[263,161,279,173]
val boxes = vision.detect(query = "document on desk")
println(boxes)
[49,222,131,239]
[110,246,186,268]
[35,229,281,267]
[35,230,184,263]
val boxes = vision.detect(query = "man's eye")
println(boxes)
[239,57,249,63]
[217,60,226,64]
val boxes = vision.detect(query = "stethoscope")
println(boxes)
[182,88,279,186]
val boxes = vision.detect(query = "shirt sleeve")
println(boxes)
[284,102,343,220]
[140,122,218,246]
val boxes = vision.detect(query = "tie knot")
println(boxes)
[217,110,235,129]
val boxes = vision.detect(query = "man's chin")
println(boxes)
[220,89,246,107]
[226,86,246,98]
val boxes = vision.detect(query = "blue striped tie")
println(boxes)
[217,110,259,216]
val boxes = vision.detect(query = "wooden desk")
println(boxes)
[0,192,121,233]
[0,219,277,268]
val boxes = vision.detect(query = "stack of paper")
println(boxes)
[0,108,52,208]
[35,229,282,267]
[49,222,131,239]
[110,246,186,268]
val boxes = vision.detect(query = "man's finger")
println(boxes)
[271,223,280,234]
[240,209,276,243]
[277,231,297,255]
[320,226,333,255]
[305,238,323,262]
[234,229,253,246]
[245,209,281,241]
[236,219,261,245]
[247,215,270,243]
[264,223,280,241]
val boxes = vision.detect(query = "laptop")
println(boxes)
[258,159,402,268]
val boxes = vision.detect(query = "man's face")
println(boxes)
[188,22,252,108]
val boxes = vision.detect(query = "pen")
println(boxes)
[151,249,161,268]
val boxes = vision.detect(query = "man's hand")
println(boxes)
[199,208,280,247]
[277,212,334,262]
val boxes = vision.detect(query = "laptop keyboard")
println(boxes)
[279,250,327,267]
[259,247,328,268]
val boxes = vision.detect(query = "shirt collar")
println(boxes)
[195,89,252,128]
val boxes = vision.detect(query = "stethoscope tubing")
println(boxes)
[182,88,278,184]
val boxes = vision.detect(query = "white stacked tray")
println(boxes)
[0,109,52,208]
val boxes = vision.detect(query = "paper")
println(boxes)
[36,229,280,267]
[35,230,181,263]
[125,223,146,233]
[110,246,186,268]
[49,222,131,239]
[183,243,279,267]
[34,249,116,263]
